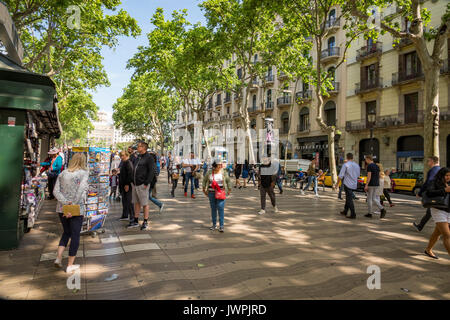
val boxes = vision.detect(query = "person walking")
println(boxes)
[247,164,256,186]
[234,163,243,189]
[118,151,134,221]
[109,169,119,201]
[149,166,164,214]
[203,159,232,232]
[52,153,89,273]
[182,152,200,199]
[167,152,173,184]
[364,155,387,219]
[302,161,319,197]
[423,167,450,259]
[128,141,155,230]
[242,160,250,189]
[169,157,181,197]
[258,158,278,215]
[381,169,394,207]
[414,156,441,231]
[41,148,63,200]
[336,153,360,219]
[275,163,284,194]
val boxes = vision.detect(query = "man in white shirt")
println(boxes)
[182,152,200,199]
[335,153,360,219]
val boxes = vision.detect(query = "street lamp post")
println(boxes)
[367,110,376,158]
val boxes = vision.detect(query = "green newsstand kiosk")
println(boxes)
[0,53,61,250]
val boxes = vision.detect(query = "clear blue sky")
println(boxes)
[91,0,206,123]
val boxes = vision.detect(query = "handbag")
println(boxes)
[212,173,226,200]
[422,191,449,210]
[172,172,180,180]
[63,205,81,217]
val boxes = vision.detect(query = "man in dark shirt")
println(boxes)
[364,155,386,219]
[414,156,441,231]
[128,141,155,230]
[257,158,279,215]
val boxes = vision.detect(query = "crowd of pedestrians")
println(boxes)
[43,142,450,274]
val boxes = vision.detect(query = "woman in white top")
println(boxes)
[202,159,232,232]
[52,153,89,273]
[381,169,394,207]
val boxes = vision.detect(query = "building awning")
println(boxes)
[0,54,61,138]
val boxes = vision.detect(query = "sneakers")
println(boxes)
[141,220,149,230]
[159,203,165,214]
[389,203,395,207]
[54,258,62,269]
[191,194,196,199]
[184,192,187,197]
[364,213,373,218]
[66,264,80,274]
[273,206,279,213]
[300,190,305,195]
[258,209,265,215]
[315,194,320,198]
[219,227,224,233]
[413,222,423,232]
[119,217,129,221]
[209,225,217,231]
[127,221,139,228]
[380,208,387,219]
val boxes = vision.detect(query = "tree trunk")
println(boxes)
[423,65,440,175]
[242,86,256,164]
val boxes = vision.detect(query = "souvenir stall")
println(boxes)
[0,53,61,249]
[69,147,111,236]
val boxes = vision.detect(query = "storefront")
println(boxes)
[397,135,424,172]
[296,135,341,170]
[0,53,61,250]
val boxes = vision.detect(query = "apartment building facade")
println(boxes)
[174,2,449,171]
[345,2,450,171]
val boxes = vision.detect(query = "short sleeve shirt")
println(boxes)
[182,158,199,173]
[367,163,380,187]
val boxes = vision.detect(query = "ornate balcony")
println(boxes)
[320,47,340,63]
[298,123,310,133]
[392,70,424,86]
[327,81,340,94]
[345,112,425,132]
[295,90,312,104]
[264,74,274,85]
[356,42,383,62]
[265,101,274,110]
[324,17,340,31]
[277,95,292,107]
[355,78,383,95]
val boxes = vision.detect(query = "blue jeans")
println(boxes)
[149,187,162,208]
[208,192,225,228]
[303,176,318,195]
[184,172,195,195]
[276,178,283,192]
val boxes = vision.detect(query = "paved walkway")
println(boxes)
[0,172,449,300]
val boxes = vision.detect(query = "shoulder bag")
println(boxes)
[212,173,226,200]
[422,191,449,210]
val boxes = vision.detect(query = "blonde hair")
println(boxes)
[119,150,129,157]
[377,163,385,178]
[68,153,87,172]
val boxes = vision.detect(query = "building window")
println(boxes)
[267,89,272,102]
[405,52,418,76]
[252,95,257,108]
[227,107,230,114]
[367,64,376,84]
[404,92,419,124]
[324,100,336,127]
[299,107,310,131]
[237,68,242,80]
[328,36,335,48]
[281,111,289,133]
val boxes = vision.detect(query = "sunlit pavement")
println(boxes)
[0,172,448,300]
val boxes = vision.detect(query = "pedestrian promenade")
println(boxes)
[0,172,448,300]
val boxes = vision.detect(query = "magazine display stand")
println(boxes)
[70,147,111,236]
